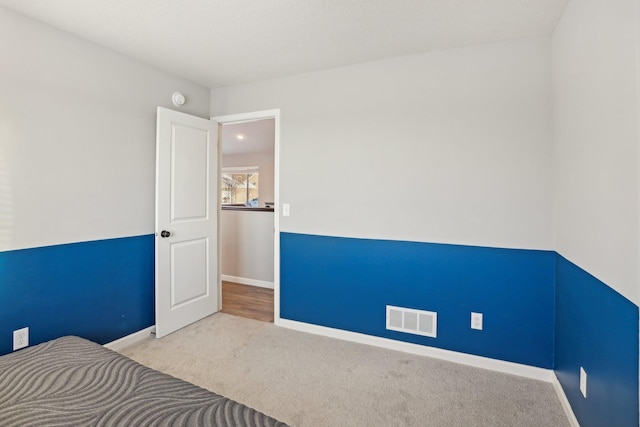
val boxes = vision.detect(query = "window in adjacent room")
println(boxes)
[221,167,259,207]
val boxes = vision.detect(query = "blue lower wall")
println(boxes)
[0,235,155,356]
[555,254,639,427]
[281,232,556,368]
[4,232,637,426]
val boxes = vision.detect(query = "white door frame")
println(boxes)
[212,109,281,324]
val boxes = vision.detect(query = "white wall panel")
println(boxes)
[220,210,274,283]
[0,7,210,251]
[211,37,554,250]
[552,0,639,304]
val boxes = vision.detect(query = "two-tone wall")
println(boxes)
[2,2,638,425]
[211,5,640,423]
[0,7,210,355]
[212,36,557,366]
[552,0,640,425]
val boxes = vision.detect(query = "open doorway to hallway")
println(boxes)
[217,115,278,323]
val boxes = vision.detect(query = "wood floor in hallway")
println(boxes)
[221,281,274,323]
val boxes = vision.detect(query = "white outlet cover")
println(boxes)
[13,327,29,351]
[471,312,483,330]
[580,367,587,398]
[282,203,290,217]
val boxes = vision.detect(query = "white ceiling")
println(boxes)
[221,119,275,156]
[0,0,569,89]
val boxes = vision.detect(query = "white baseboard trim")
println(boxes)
[104,326,155,351]
[222,274,274,289]
[552,372,580,427]
[278,319,554,382]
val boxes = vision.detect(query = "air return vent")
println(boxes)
[386,305,437,338]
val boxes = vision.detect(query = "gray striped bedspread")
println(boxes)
[0,336,288,426]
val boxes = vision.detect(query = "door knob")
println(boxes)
[160,230,171,238]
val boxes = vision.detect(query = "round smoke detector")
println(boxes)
[172,92,186,107]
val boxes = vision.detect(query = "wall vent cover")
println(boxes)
[386,305,437,338]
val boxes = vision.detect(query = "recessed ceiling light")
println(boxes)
[236,134,245,140]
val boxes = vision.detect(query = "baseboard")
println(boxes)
[222,274,274,289]
[104,326,155,351]
[552,372,581,427]
[278,318,554,382]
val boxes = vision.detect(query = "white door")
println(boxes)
[155,107,219,338]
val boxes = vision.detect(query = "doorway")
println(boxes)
[213,110,280,324]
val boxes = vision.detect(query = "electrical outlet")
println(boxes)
[13,327,29,351]
[471,312,483,330]
[580,367,587,398]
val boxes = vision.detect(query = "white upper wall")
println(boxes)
[212,37,554,250]
[552,0,639,305]
[0,7,210,251]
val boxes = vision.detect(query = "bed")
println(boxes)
[0,336,288,426]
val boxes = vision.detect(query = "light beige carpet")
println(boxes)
[119,313,570,427]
